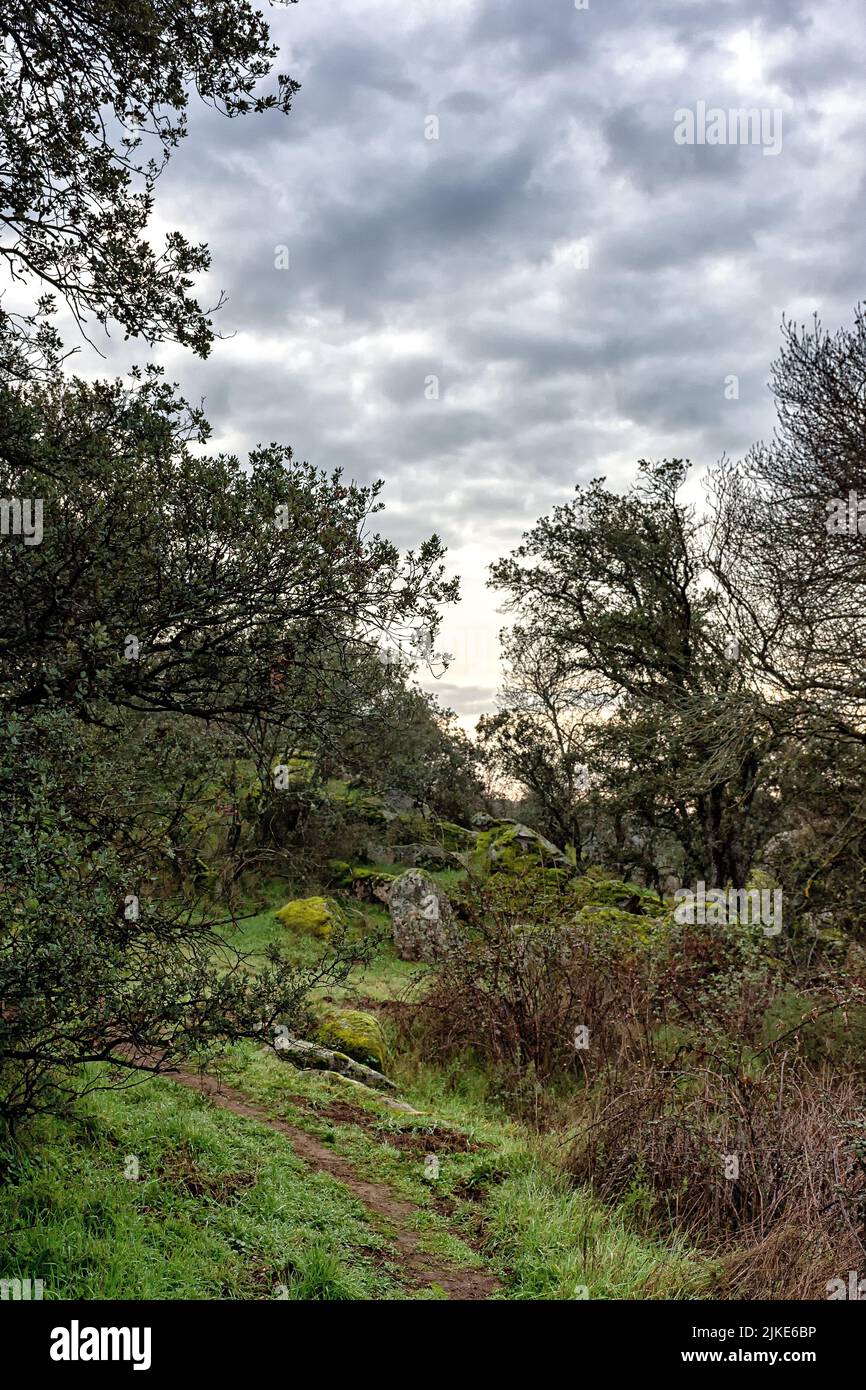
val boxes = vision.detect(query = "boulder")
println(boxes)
[365,841,396,865]
[472,819,567,875]
[572,872,663,916]
[388,843,462,871]
[432,820,476,851]
[388,869,461,961]
[348,867,395,905]
[274,895,347,938]
[314,1008,389,1071]
[273,1034,396,1091]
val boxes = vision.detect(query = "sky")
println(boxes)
[71,0,866,730]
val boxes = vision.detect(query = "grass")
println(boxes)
[1,877,717,1300]
[0,1069,409,1300]
[211,1038,715,1299]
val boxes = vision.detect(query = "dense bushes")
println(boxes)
[407,867,866,1296]
[409,870,656,1083]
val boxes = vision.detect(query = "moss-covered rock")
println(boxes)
[314,1008,389,1070]
[388,843,462,870]
[274,1034,395,1090]
[388,869,462,961]
[274,895,347,938]
[322,781,392,824]
[348,866,396,904]
[432,820,476,852]
[471,819,566,876]
[572,874,663,916]
[324,860,354,889]
[573,903,659,944]
[324,861,396,901]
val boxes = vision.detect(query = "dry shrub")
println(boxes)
[572,1055,866,1297]
[411,873,866,1293]
[409,870,648,1087]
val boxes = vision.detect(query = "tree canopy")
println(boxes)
[1,0,298,370]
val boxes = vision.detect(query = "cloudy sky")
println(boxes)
[81,0,866,728]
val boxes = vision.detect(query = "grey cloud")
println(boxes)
[71,0,866,722]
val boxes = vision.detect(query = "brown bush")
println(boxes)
[409,874,866,1294]
[408,871,649,1088]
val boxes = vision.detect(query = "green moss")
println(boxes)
[274,896,347,939]
[324,860,354,888]
[351,866,397,884]
[572,874,662,916]
[315,1009,389,1071]
[472,820,566,872]
[271,754,317,786]
[573,904,658,943]
[470,825,509,874]
[432,820,475,851]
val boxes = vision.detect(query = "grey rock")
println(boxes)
[272,1035,396,1091]
[389,842,462,870]
[388,869,462,961]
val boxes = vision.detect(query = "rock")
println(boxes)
[388,869,461,961]
[273,1035,396,1091]
[345,866,396,904]
[317,1074,423,1112]
[432,820,476,851]
[759,827,812,873]
[471,812,495,828]
[325,860,354,888]
[315,1008,389,1071]
[365,842,395,865]
[472,819,567,874]
[382,788,416,814]
[388,843,462,871]
[274,895,347,938]
[510,822,565,858]
[573,873,663,916]
[380,1096,423,1114]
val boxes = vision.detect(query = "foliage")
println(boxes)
[488,459,775,888]
[0,0,298,370]
[0,369,456,1125]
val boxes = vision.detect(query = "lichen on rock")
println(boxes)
[274,895,347,938]
[388,869,462,961]
[315,1008,389,1070]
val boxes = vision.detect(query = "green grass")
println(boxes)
[0,1070,409,1300]
[205,1033,715,1300]
[216,887,715,1300]
[2,878,717,1301]
[224,886,427,1003]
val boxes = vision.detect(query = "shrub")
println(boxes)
[408,871,650,1089]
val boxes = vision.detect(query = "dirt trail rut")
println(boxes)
[171,1069,502,1301]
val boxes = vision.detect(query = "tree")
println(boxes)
[0,704,362,1127]
[1,371,455,733]
[488,459,774,887]
[704,308,866,922]
[0,369,458,1124]
[353,681,484,822]
[0,0,298,370]
[706,310,866,736]
[477,633,599,854]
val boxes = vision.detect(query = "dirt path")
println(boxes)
[171,1069,502,1301]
